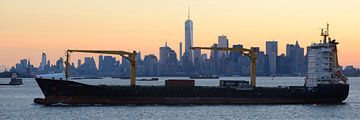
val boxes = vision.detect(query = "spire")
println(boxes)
[295,40,300,47]
[28,58,31,66]
[165,40,167,47]
[188,6,190,19]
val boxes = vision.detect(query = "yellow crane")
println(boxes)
[191,47,257,87]
[64,50,137,87]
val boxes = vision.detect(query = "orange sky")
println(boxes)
[0,0,360,71]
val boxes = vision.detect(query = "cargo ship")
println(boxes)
[34,24,349,105]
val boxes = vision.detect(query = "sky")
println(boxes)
[0,0,360,71]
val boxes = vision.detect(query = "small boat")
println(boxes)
[137,78,159,81]
[71,77,84,80]
[0,73,22,85]
[119,76,130,79]
[84,76,102,79]
[189,75,219,79]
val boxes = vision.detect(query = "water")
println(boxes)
[1,77,360,120]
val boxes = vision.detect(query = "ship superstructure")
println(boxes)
[306,24,347,86]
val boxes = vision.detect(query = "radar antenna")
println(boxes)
[321,23,330,43]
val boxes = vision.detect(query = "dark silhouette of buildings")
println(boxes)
[2,11,355,77]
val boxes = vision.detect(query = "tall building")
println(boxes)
[136,51,142,62]
[121,56,130,75]
[15,59,28,74]
[82,57,97,75]
[159,42,172,75]
[251,47,265,74]
[230,44,243,62]
[98,55,104,72]
[40,52,47,71]
[257,51,265,75]
[184,7,193,60]
[266,41,278,75]
[102,56,116,74]
[167,50,178,74]
[193,49,201,74]
[218,35,229,58]
[55,57,64,73]
[201,54,207,62]
[277,54,287,74]
[179,42,183,62]
[193,49,201,62]
[210,43,219,74]
[182,52,193,75]
[159,42,171,65]
[77,59,82,68]
[20,59,28,69]
[136,51,145,75]
[286,41,305,75]
[144,54,158,76]
[210,44,218,60]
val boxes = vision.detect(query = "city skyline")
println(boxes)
[1,0,360,71]
[7,37,359,77]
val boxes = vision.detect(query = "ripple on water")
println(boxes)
[0,77,359,120]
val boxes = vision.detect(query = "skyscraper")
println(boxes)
[218,35,229,58]
[15,59,28,74]
[230,44,243,62]
[193,49,201,74]
[179,42,183,62]
[102,56,116,74]
[77,59,81,68]
[184,7,193,60]
[159,42,172,75]
[144,54,158,76]
[55,57,64,73]
[167,50,178,74]
[286,41,305,75]
[193,49,201,62]
[98,55,104,72]
[82,57,97,75]
[40,52,47,71]
[210,44,218,60]
[266,41,278,75]
[210,43,219,74]
[159,42,171,65]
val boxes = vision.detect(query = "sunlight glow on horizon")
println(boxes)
[0,0,360,69]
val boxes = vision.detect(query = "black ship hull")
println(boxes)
[34,78,349,105]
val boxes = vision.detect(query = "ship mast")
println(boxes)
[65,51,70,80]
[321,23,330,43]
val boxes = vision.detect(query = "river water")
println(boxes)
[1,77,359,120]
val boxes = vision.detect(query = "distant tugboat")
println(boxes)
[0,73,23,85]
[9,73,23,85]
[137,78,159,81]
[189,75,219,79]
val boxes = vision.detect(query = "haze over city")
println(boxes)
[1,0,360,71]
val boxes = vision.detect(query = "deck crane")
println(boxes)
[64,50,137,87]
[191,46,258,87]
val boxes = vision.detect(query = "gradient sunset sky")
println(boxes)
[0,0,360,71]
